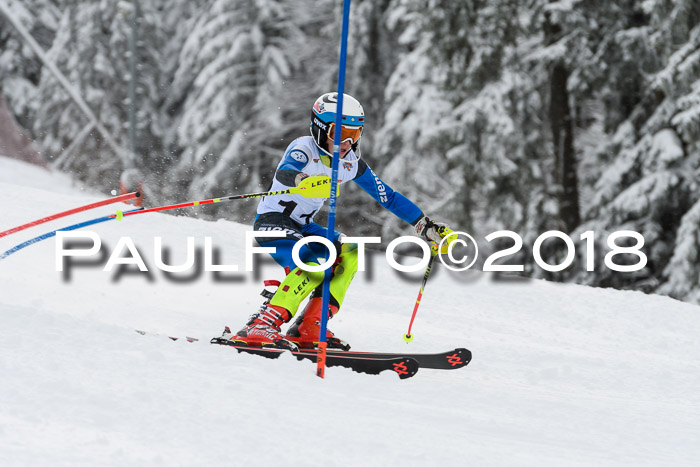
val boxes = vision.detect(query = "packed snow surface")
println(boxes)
[1,156,699,466]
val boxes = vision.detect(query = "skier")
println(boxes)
[222,92,453,351]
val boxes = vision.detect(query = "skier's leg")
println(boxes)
[298,222,358,307]
[328,241,359,308]
[226,214,326,349]
[264,223,347,316]
[286,242,358,349]
[268,260,325,316]
[227,238,326,349]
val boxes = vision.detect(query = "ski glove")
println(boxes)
[294,173,310,186]
[413,215,451,244]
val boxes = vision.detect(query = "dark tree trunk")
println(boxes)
[544,3,580,233]
[549,61,580,232]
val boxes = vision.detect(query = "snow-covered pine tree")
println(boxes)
[0,0,61,129]
[328,0,398,237]
[377,0,557,268]
[163,0,331,223]
[32,1,163,190]
[483,0,665,280]
[140,0,208,203]
[348,0,455,242]
[575,0,700,294]
[437,0,550,247]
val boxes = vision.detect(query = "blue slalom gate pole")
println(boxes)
[317,0,352,378]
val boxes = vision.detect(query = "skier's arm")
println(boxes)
[275,148,312,187]
[353,160,453,244]
[275,147,333,193]
[352,159,423,224]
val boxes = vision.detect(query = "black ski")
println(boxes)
[210,337,419,379]
[136,330,468,375]
[295,347,472,370]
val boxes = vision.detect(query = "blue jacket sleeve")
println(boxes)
[353,160,423,224]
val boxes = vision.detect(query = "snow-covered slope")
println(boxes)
[1,156,699,466]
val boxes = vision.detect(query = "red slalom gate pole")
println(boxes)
[0,191,140,238]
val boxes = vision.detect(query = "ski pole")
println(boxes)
[114,179,332,220]
[403,244,440,343]
[0,191,140,238]
[115,190,288,219]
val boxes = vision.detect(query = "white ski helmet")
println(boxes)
[310,92,365,155]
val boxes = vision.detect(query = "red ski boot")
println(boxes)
[226,304,298,351]
[285,297,350,350]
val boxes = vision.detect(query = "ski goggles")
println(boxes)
[328,123,363,144]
